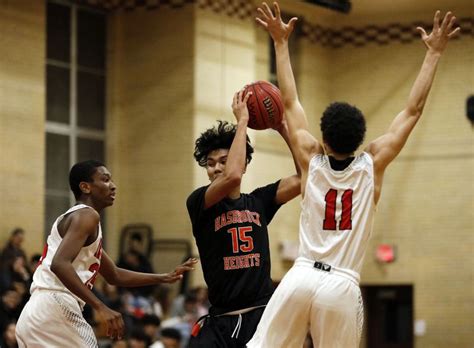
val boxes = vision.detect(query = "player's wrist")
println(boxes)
[237,117,249,126]
[91,299,106,311]
[426,48,442,57]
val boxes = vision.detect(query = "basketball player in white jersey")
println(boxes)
[16,160,197,347]
[247,3,459,347]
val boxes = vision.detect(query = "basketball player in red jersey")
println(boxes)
[247,3,459,347]
[186,89,300,347]
[16,160,197,347]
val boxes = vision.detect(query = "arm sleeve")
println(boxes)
[250,180,283,225]
[186,186,209,233]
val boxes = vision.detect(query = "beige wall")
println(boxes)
[0,0,45,256]
[106,6,195,259]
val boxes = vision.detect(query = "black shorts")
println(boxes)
[188,307,265,348]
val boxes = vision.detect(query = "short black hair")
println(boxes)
[130,232,143,242]
[69,160,105,200]
[31,253,42,263]
[10,228,24,236]
[320,102,366,154]
[193,120,254,167]
[141,314,161,327]
[129,329,150,345]
[161,327,182,342]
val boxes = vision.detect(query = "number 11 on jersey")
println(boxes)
[323,189,353,230]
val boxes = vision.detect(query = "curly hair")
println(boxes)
[320,102,366,154]
[193,120,254,167]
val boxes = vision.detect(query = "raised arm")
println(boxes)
[367,11,459,172]
[256,2,322,191]
[203,90,252,209]
[272,117,301,204]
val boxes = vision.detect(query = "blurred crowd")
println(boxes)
[0,228,210,348]
[0,228,314,348]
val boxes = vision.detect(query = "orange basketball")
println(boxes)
[244,81,284,130]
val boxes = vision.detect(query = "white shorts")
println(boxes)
[247,258,363,348]
[16,289,98,348]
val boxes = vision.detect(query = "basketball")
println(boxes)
[244,81,284,130]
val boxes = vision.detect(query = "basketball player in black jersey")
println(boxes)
[186,89,301,347]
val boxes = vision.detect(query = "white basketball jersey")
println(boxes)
[299,152,375,274]
[31,204,103,306]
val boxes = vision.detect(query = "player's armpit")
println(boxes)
[275,174,301,205]
[293,129,322,171]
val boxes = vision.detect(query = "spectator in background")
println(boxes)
[150,327,182,348]
[141,314,162,347]
[122,289,154,329]
[117,232,154,297]
[151,285,173,319]
[110,339,127,348]
[170,286,209,319]
[162,292,199,347]
[193,286,209,318]
[0,289,22,334]
[0,255,31,296]
[160,328,182,348]
[28,254,41,274]
[0,321,18,348]
[128,328,150,348]
[100,282,123,313]
[0,228,27,266]
[0,230,28,290]
[5,256,31,307]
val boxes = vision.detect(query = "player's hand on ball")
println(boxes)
[96,304,124,340]
[232,89,252,124]
[158,258,198,283]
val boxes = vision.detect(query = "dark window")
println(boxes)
[47,2,71,62]
[77,71,105,129]
[45,1,106,240]
[46,65,70,123]
[46,133,70,191]
[78,10,106,69]
[77,138,105,163]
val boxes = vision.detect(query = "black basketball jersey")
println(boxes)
[186,181,282,315]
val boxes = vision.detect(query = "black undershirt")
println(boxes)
[328,156,355,171]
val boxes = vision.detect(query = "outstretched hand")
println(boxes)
[157,258,198,284]
[417,11,460,53]
[256,2,298,43]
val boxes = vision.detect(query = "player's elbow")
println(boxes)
[107,274,120,286]
[50,257,66,276]
[282,96,298,110]
[225,172,242,187]
[104,268,121,286]
[406,102,424,119]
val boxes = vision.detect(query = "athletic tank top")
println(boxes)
[31,204,103,306]
[299,152,375,274]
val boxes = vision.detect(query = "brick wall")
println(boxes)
[0,0,45,256]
